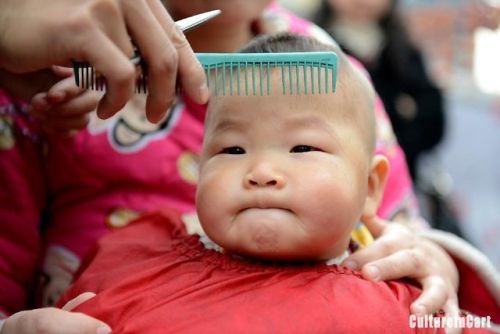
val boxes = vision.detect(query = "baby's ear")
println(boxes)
[362,155,389,219]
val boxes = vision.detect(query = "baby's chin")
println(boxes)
[223,243,330,263]
[212,209,331,262]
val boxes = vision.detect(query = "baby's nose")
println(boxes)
[247,177,279,187]
[244,164,285,189]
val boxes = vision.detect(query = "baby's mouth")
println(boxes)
[238,207,293,214]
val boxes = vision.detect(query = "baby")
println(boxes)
[196,35,386,263]
[58,34,489,333]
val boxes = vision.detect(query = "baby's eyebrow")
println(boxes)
[283,115,333,132]
[211,118,246,135]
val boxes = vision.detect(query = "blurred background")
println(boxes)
[279,0,500,268]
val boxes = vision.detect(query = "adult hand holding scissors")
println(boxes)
[0,0,211,122]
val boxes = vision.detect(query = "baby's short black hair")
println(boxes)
[239,32,343,55]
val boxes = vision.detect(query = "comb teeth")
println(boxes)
[73,58,147,94]
[72,52,338,96]
[202,61,336,97]
[198,52,337,97]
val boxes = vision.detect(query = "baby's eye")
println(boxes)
[290,145,320,153]
[220,146,246,154]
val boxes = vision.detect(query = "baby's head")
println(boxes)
[196,33,389,261]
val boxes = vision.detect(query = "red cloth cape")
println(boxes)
[60,210,492,334]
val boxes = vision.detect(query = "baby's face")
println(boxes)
[196,77,373,261]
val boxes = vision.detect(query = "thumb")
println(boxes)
[360,215,387,238]
[62,292,97,311]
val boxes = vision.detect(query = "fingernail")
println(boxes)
[365,265,380,280]
[148,111,164,124]
[96,97,121,120]
[97,325,111,334]
[199,83,209,103]
[413,304,427,316]
[96,109,110,120]
[343,260,358,270]
[96,107,115,120]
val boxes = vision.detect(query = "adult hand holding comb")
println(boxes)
[0,0,210,123]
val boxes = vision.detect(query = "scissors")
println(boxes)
[176,9,221,33]
[129,9,221,65]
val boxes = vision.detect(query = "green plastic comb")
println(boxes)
[72,52,338,96]
[197,52,338,96]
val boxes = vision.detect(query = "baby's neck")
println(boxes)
[198,234,350,266]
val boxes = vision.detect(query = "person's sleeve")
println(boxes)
[419,229,500,323]
[0,94,46,316]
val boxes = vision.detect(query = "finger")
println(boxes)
[62,292,96,311]
[148,0,208,105]
[342,232,414,270]
[442,297,460,318]
[88,0,134,57]
[47,91,101,117]
[359,248,426,281]
[411,276,448,315]
[442,296,461,334]
[123,0,177,123]
[80,30,136,119]
[46,76,84,104]
[360,215,387,238]
[51,65,74,79]
[31,93,51,118]
[48,76,84,97]
[60,1,136,119]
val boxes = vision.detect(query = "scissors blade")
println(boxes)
[175,9,221,33]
